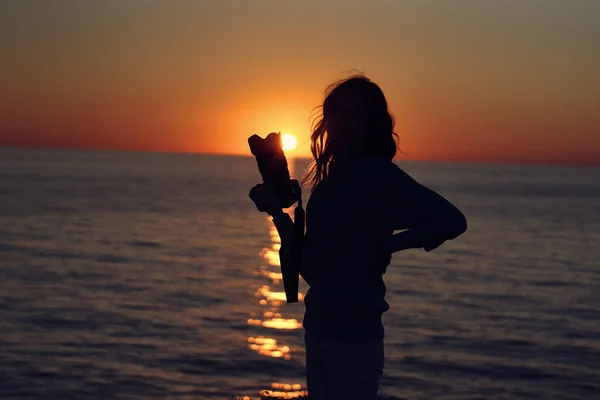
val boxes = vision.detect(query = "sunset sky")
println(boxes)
[1,1,598,165]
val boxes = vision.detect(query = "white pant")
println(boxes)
[305,333,384,400]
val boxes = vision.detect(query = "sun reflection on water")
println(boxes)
[260,382,308,399]
[236,382,308,400]
[247,337,292,360]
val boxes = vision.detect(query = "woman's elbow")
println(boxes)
[450,209,467,239]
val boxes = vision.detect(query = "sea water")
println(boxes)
[1,148,599,399]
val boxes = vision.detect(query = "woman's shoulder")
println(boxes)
[361,156,404,177]
[360,157,420,195]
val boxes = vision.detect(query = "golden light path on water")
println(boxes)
[243,157,308,399]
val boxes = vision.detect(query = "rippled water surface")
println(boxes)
[1,148,599,400]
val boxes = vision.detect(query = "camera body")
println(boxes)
[248,132,300,208]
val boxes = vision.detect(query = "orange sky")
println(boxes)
[1,1,599,165]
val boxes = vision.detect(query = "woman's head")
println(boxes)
[303,75,398,191]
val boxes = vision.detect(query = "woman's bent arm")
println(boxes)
[388,166,467,253]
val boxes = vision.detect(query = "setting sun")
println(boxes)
[281,134,297,151]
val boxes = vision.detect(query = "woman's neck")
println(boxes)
[334,152,366,171]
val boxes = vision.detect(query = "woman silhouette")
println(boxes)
[250,75,467,400]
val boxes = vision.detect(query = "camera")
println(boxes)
[248,132,301,208]
[248,132,303,303]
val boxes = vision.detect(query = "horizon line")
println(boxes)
[1,144,598,169]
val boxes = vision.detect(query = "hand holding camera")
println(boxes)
[249,183,287,215]
[247,132,304,304]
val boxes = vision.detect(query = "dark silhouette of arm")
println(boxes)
[388,167,467,253]
[271,210,295,265]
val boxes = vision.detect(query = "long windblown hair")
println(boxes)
[302,75,399,192]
